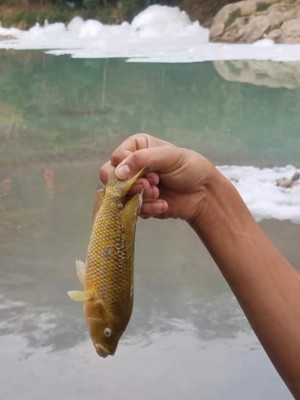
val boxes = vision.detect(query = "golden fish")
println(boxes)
[68,169,144,357]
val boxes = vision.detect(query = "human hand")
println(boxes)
[99,134,217,221]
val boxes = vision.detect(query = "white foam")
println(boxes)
[131,5,193,37]
[1,5,300,62]
[219,166,300,224]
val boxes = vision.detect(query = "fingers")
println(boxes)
[99,161,114,183]
[110,133,150,167]
[99,133,180,182]
[98,133,181,220]
[110,133,168,167]
[127,179,160,201]
[140,199,168,218]
[99,162,160,199]
[115,145,183,181]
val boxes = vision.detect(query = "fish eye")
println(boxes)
[104,328,112,337]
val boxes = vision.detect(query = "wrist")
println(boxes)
[189,168,257,241]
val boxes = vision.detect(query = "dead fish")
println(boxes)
[68,168,144,357]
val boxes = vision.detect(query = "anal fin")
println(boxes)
[68,290,91,302]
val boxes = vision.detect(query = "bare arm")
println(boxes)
[100,133,300,398]
[190,170,300,398]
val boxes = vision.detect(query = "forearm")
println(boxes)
[190,170,300,398]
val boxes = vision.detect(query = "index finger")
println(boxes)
[110,133,169,167]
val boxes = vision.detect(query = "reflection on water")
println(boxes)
[0,160,298,399]
[1,51,300,166]
[214,60,300,89]
[0,52,298,399]
[0,161,251,352]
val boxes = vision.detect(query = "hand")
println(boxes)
[99,133,217,221]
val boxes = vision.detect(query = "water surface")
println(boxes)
[0,51,299,400]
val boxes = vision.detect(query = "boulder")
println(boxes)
[182,0,240,27]
[210,0,300,43]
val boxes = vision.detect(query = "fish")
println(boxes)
[68,168,144,357]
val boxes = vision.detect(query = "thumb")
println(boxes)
[115,146,183,180]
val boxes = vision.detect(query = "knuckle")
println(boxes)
[110,152,121,166]
[130,151,140,165]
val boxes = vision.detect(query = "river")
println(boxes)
[0,51,299,399]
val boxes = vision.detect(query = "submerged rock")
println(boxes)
[210,0,300,43]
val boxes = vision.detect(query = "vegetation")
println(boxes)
[256,2,272,12]
[224,8,241,29]
[0,0,179,28]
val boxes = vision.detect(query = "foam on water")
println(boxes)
[219,166,300,224]
[1,5,300,62]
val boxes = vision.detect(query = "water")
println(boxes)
[0,51,299,399]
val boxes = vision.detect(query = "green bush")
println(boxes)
[256,2,272,12]
[224,8,241,29]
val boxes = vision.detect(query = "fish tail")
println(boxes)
[114,167,146,197]
[123,167,145,192]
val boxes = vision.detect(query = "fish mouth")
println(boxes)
[94,343,114,358]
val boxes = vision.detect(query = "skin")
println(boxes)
[99,133,300,398]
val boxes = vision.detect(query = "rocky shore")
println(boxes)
[210,0,300,43]
[1,0,300,44]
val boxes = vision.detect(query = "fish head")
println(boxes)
[84,300,124,358]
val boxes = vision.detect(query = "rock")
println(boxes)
[181,0,240,27]
[210,0,300,43]
[213,60,300,89]
[281,18,300,42]
[276,172,300,188]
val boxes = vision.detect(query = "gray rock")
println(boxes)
[210,0,300,43]
[281,18,300,42]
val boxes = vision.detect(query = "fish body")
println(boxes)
[68,169,144,357]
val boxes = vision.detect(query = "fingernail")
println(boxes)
[116,164,130,180]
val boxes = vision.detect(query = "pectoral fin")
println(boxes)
[68,290,91,302]
[76,259,86,286]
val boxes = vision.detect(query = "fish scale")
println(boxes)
[87,200,132,315]
[68,168,144,357]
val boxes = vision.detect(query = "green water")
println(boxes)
[0,51,298,400]
[1,51,300,166]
